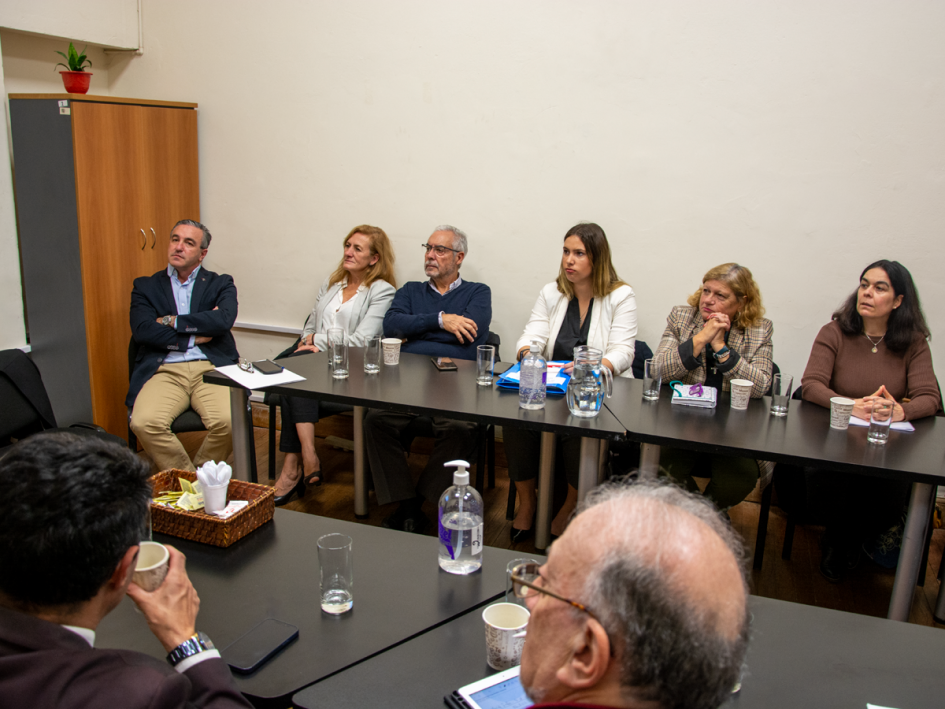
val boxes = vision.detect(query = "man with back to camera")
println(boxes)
[364,224,492,533]
[128,219,239,472]
[512,481,750,709]
[0,433,251,708]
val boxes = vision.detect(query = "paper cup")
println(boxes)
[830,397,856,430]
[203,482,228,514]
[483,602,530,670]
[729,379,753,411]
[133,541,169,591]
[382,338,402,365]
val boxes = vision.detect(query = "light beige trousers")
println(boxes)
[129,361,232,472]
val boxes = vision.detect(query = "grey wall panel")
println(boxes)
[9,99,93,425]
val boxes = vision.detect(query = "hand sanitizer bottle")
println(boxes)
[437,460,484,575]
[519,340,547,410]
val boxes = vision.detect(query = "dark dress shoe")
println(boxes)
[819,544,845,583]
[510,526,533,544]
[274,478,305,506]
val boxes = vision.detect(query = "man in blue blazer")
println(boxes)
[127,220,239,472]
[365,225,492,533]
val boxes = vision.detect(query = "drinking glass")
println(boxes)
[476,345,495,386]
[867,397,894,445]
[769,373,793,416]
[643,358,660,401]
[506,558,539,606]
[328,327,348,379]
[317,533,353,614]
[363,336,381,374]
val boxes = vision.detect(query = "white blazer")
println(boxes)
[302,277,396,351]
[515,282,637,378]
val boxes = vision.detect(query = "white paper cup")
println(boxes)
[133,541,169,591]
[729,379,753,411]
[203,482,228,514]
[382,338,402,365]
[830,397,855,430]
[483,602,530,670]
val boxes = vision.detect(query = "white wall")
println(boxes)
[5,1,945,378]
[0,0,138,49]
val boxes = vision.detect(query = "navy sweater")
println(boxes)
[383,280,492,360]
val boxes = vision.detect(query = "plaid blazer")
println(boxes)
[654,305,774,398]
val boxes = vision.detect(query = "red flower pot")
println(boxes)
[60,71,92,94]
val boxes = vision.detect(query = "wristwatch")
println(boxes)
[162,315,175,327]
[167,631,215,667]
[712,346,730,361]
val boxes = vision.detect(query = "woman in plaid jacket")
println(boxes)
[654,263,773,510]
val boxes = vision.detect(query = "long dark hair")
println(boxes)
[832,259,929,353]
[555,222,627,299]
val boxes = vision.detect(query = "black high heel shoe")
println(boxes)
[510,526,534,544]
[274,477,305,506]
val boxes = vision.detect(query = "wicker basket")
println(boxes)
[148,469,274,547]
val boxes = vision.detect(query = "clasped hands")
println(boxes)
[295,333,319,354]
[693,313,732,352]
[853,385,905,422]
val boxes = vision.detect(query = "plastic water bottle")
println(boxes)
[519,340,547,410]
[437,460,484,575]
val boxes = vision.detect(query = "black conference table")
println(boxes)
[603,378,945,622]
[96,509,532,707]
[292,595,945,709]
[206,349,626,550]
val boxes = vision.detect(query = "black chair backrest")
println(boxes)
[486,331,502,363]
[630,340,653,379]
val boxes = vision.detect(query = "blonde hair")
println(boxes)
[555,222,627,299]
[328,225,397,289]
[686,263,765,328]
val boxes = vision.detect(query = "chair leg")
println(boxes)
[782,515,796,560]
[917,487,937,586]
[487,424,496,489]
[753,480,773,570]
[246,397,258,485]
[506,478,518,521]
[268,403,277,482]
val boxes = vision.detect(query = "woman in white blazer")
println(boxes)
[273,225,396,505]
[507,223,637,541]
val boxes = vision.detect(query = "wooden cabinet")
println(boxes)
[9,94,199,437]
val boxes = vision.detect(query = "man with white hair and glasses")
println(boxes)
[364,225,492,533]
[510,481,750,709]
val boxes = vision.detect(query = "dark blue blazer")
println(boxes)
[126,267,239,407]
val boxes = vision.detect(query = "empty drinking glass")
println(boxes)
[769,373,793,416]
[364,336,381,374]
[328,327,348,379]
[476,345,495,386]
[643,358,661,401]
[317,533,353,614]
[867,397,894,445]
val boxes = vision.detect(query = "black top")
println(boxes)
[552,297,593,362]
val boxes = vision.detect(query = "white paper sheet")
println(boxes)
[847,416,915,432]
[215,363,306,390]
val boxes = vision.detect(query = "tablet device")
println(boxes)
[455,666,530,709]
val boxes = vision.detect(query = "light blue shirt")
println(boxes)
[164,264,208,363]
[430,275,463,329]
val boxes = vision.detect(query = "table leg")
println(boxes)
[535,432,556,551]
[229,387,252,482]
[887,481,934,621]
[597,440,610,485]
[577,437,602,502]
[639,442,661,479]
[353,406,368,519]
[935,538,945,624]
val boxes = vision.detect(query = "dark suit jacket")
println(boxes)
[0,605,250,709]
[127,267,239,406]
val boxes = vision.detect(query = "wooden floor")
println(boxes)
[166,407,945,629]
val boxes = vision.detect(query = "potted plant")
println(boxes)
[55,43,93,94]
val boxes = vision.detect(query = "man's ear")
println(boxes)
[555,618,612,691]
[109,546,139,591]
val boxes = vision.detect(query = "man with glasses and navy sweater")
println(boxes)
[364,225,492,533]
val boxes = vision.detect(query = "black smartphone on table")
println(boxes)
[252,359,284,375]
[220,618,299,674]
[432,356,458,372]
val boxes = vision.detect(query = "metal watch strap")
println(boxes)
[162,315,174,327]
[166,631,214,667]
[712,346,730,361]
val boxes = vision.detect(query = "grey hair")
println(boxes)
[576,481,750,709]
[173,219,212,249]
[433,224,468,255]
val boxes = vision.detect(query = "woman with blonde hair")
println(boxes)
[273,225,396,505]
[654,263,773,510]
[507,222,637,540]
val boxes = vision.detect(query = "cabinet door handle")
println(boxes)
[150,228,156,249]
[140,229,147,250]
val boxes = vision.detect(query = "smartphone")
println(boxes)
[493,361,514,375]
[432,356,458,372]
[252,359,284,375]
[220,618,299,674]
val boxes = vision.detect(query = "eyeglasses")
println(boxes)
[509,563,602,624]
[421,243,461,256]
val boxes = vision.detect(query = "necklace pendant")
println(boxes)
[872,346,878,354]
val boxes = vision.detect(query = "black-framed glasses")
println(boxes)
[421,243,461,256]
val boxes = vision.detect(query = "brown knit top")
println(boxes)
[801,321,940,421]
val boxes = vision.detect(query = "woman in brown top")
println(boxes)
[801,259,940,582]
